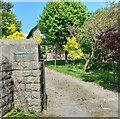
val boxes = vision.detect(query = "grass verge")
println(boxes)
[45,60,117,91]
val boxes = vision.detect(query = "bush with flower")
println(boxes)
[63,37,84,71]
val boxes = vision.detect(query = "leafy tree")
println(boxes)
[2,31,42,44]
[0,1,42,44]
[67,25,91,61]
[38,1,88,60]
[97,2,120,90]
[2,23,42,44]
[2,31,25,39]
[80,2,118,71]
[98,28,120,91]
[63,37,83,71]
[0,1,21,38]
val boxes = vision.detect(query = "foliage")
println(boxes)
[79,2,119,71]
[2,33,42,44]
[82,3,118,38]
[32,36,42,43]
[63,37,83,60]
[1,22,42,43]
[7,23,17,34]
[98,27,120,63]
[97,2,120,91]
[94,2,120,63]
[2,31,25,39]
[6,106,37,118]
[38,1,88,47]
[1,1,21,37]
[63,37,83,71]
[41,46,49,56]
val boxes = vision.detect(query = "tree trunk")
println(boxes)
[46,55,47,61]
[83,38,97,72]
[59,53,62,60]
[83,57,92,72]
[65,50,68,63]
[54,59,57,68]
[83,48,95,72]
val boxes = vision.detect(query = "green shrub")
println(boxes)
[6,106,37,118]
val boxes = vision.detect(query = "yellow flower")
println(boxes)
[2,31,25,40]
[7,24,17,33]
[63,37,84,60]
[33,36,42,43]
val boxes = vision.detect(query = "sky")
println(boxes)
[10,2,112,35]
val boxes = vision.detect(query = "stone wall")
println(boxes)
[0,40,46,117]
[0,58,13,117]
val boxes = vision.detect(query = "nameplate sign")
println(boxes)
[15,52,33,55]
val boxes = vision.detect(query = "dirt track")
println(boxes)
[45,67,118,117]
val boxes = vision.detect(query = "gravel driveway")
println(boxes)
[45,67,118,117]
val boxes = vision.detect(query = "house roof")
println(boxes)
[26,25,41,39]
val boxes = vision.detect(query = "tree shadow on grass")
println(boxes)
[81,71,116,91]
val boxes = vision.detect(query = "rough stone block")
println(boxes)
[27,98,40,106]
[0,63,12,72]
[9,42,38,55]
[0,91,1,99]
[0,72,2,80]
[12,62,40,70]
[7,86,13,95]
[0,108,2,117]
[2,88,7,98]
[2,80,8,88]
[0,46,11,64]
[31,70,41,77]
[24,92,32,98]
[31,92,40,99]
[13,77,23,83]
[20,84,26,91]
[14,93,21,106]
[12,70,41,77]
[12,71,25,77]
[12,76,23,84]
[1,99,6,107]
[0,99,2,108]
[13,53,38,62]
[6,93,13,104]
[2,80,6,88]
[25,84,40,91]
[0,81,2,88]
[29,106,41,111]
[0,71,12,80]
[23,77,40,84]
[14,83,26,92]
[7,79,13,86]
[28,70,41,77]
[0,40,39,62]
[2,85,13,98]
[2,103,12,116]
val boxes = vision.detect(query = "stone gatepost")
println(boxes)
[0,40,47,117]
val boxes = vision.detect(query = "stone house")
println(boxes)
[26,25,41,39]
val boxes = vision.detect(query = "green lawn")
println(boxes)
[45,60,117,91]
